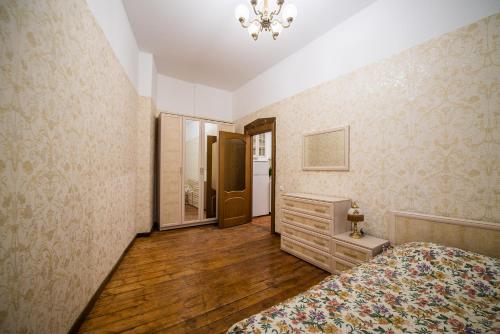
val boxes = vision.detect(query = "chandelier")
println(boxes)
[235,0,297,41]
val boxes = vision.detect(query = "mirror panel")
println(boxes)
[204,123,218,219]
[303,126,349,171]
[224,139,246,191]
[184,119,200,221]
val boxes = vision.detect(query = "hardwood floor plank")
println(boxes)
[95,265,323,334]
[87,252,304,319]
[77,218,330,333]
[150,273,327,334]
[89,248,299,314]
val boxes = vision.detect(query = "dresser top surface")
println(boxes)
[333,231,389,249]
[283,192,350,203]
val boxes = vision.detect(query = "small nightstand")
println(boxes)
[331,232,389,274]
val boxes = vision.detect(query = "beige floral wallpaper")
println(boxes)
[237,14,500,237]
[0,0,152,333]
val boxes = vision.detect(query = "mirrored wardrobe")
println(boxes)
[158,113,234,230]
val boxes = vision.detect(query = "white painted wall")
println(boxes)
[138,51,153,97]
[156,74,233,121]
[233,0,500,120]
[152,59,158,105]
[157,75,195,115]
[194,85,233,121]
[86,0,140,90]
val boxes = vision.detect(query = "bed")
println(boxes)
[227,212,500,334]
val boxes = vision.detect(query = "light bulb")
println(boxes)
[282,3,297,22]
[235,4,249,22]
[247,21,261,40]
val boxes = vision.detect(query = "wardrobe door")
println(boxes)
[183,119,201,222]
[159,114,182,228]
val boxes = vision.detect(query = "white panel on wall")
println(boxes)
[233,0,500,120]
[194,84,232,121]
[157,74,195,115]
[138,51,153,97]
[156,75,233,121]
[152,58,158,105]
[86,0,139,90]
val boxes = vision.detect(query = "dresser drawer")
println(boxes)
[332,239,372,263]
[331,256,357,274]
[282,196,333,219]
[281,223,330,253]
[282,209,332,235]
[281,236,331,272]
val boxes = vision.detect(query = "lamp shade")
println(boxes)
[271,21,283,34]
[282,3,297,22]
[347,202,364,222]
[247,21,261,40]
[235,4,250,22]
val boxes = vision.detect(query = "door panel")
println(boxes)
[218,131,251,228]
[159,114,182,227]
[205,135,217,218]
[184,119,201,222]
[223,139,246,191]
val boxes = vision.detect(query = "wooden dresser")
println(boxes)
[280,193,351,272]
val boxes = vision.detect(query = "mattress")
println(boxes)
[227,242,499,333]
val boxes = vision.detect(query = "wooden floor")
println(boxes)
[77,217,329,333]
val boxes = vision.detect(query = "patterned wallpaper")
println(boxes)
[0,0,151,333]
[136,96,156,233]
[236,14,500,236]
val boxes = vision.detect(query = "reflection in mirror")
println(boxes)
[184,120,200,221]
[204,123,218,219]
[303,126,349,170]
[224,139,246,192]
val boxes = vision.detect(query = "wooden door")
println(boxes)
[205,135,217,218]
[158,114,183,228]
[218,131,251,228]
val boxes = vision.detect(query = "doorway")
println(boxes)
[244,118,277,234]
[251,132,272,231]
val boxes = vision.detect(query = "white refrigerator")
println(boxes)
[252,161,270,217]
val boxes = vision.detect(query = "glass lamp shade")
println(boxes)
[271,21,283,34]
[235,4,250,22]
[282,3,297,22]
[347,201,364,222]
[247,21,261,39]
[271,21,283,39]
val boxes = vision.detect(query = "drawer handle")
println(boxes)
[341,248,363,259]
[313,224,325,229]
[314,208,326,213]
[312,255,325,262]
[313,239,326,246]
[344,250,358,258]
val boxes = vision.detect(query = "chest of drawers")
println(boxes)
[331,232,389,274]
[280,193,351,273]
[280,193,389,274]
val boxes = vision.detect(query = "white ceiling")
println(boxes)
[123,0,376,91]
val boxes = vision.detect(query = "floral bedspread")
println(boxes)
[227,242,499,334]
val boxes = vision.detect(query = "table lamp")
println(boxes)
[348,201,364,239]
